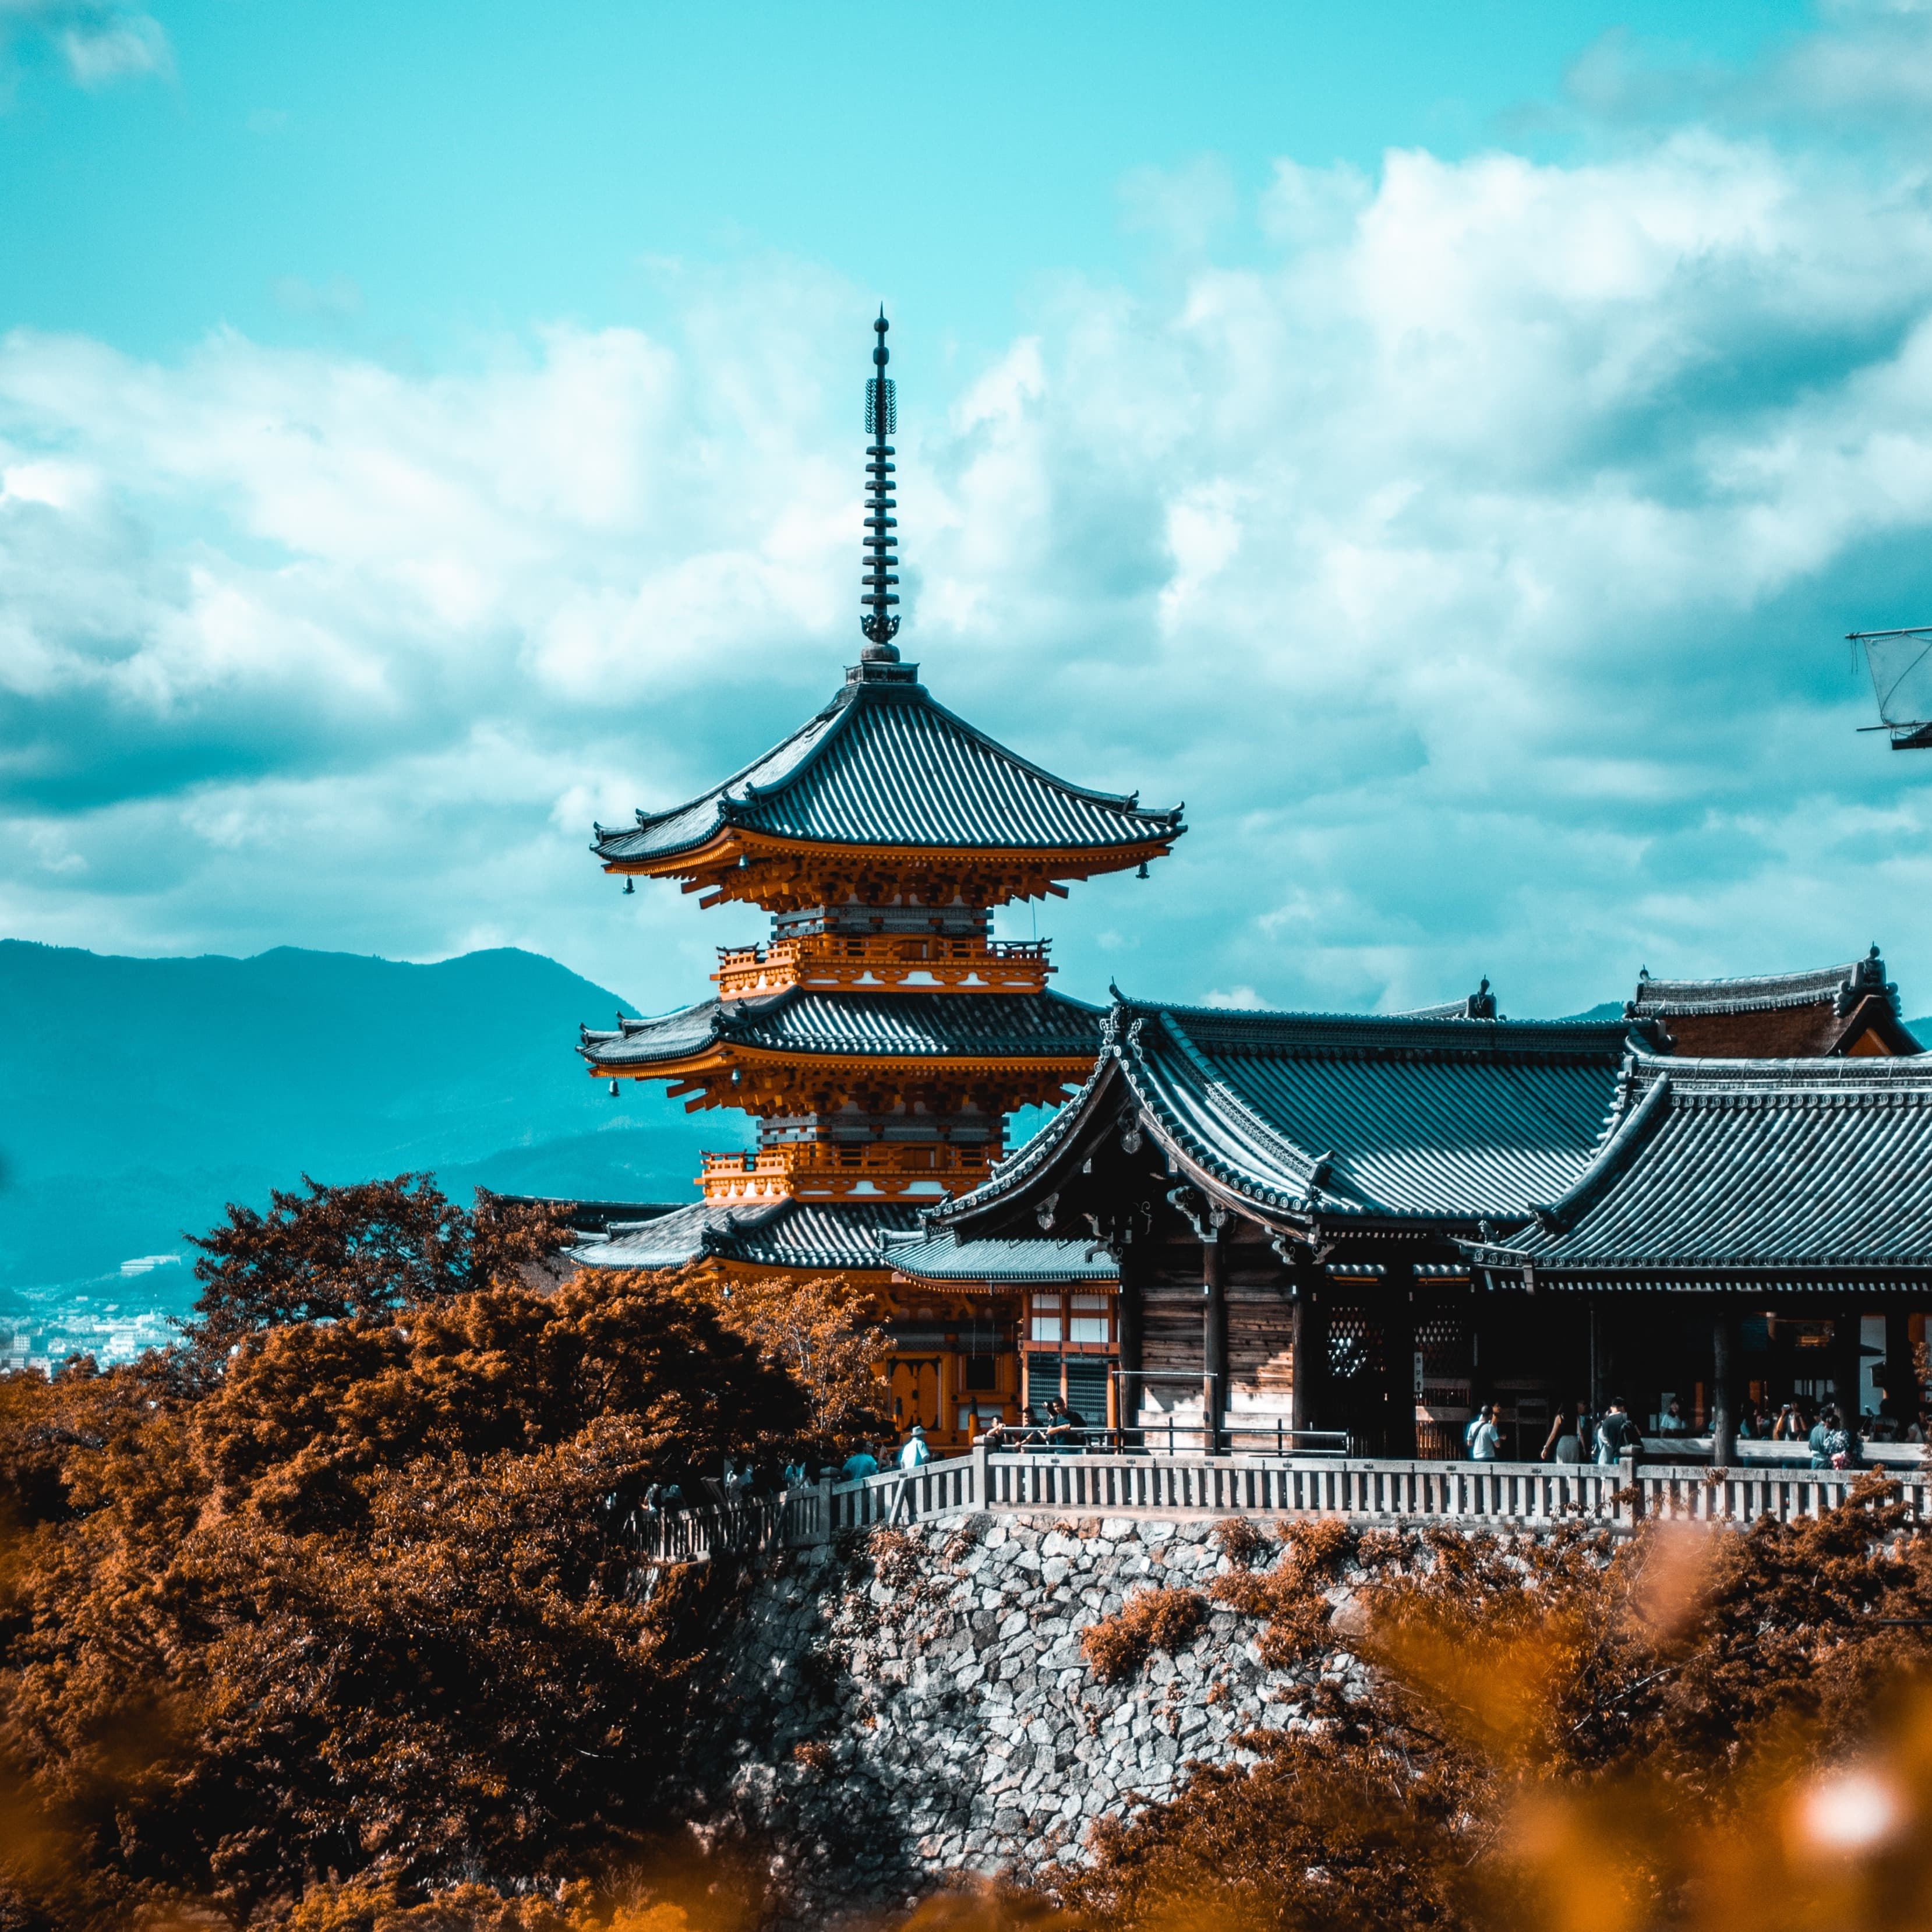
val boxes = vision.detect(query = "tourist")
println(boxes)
[977,1414,1013,1450]
[1468,1403,1501,1462]
[898,1424,932,1470]
[840,1443,880,1482]
[1807,1410,1831,1465]
[1016,1405,1045,1449]
[1044,1396,1087,1451]
[1594,1398,1638,1465]
[1906,1410,1930,1446]
[782,1458,808,1490]
[1735,1401,1759,1440]
[1541,1404,1584,1465]
[1816,1405,1861,1471]
[1772,1403,1806,1442]
[1659,1396,1689,1436]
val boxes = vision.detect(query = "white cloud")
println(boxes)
[0,2,173,90]
[9,17,1932,1018]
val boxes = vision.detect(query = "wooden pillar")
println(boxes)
[1883,1308,1915,1424]
[1710,1305,1736,1468]
[1203,1238,1227,1454]
[1832,1304,1864,1429]
[1290,1263,1323,1440]
[1117,1246,1145,1440]
[1588,1294,1606,1415]
[1383,1267,1417,1461]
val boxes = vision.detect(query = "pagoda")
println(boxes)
[573,313,1184,1444]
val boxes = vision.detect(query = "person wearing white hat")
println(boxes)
[898,1424,932,1471]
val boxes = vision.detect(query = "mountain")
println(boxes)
[0,941,743,1297]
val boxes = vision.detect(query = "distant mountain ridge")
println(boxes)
[0,941,742,1295]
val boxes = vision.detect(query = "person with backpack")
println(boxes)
[1594,1398,1638,1465]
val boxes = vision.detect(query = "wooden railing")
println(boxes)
[634,1449,1932,1564]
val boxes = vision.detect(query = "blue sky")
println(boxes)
[5,0,1932,1023]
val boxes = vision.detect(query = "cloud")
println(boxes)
[8,12,1932,1019]
[0,2,172,91]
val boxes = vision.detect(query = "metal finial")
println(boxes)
[860,307,900,659]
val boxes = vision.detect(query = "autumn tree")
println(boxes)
[706,1271,891,1449]
[181,1174,573,1362]
[0,1192,808,1930]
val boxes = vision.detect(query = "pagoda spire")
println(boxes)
[860,307,901,661]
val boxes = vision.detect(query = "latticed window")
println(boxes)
[1327,1305,1382,1384]
[1415,1313,1470,1378]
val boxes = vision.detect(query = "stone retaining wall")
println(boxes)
[682,1510,1377,1924]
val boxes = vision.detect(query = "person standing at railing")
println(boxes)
[1814,1405,1861,1470]
[898,1424,931,1470]
[1043,1396,1087,1453]
[1466,1404,1500,1462]
[840,1443,880,1481]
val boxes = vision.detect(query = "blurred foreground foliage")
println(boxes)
[0,1175,884,1931]
[1031,1486,1932,1932]
[12,1172,1932,1930]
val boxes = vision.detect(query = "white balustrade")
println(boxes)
[633,1447,1932,1563]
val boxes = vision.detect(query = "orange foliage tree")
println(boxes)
[0,1181,816,1931]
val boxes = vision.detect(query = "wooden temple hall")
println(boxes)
[566,313,1932,1458]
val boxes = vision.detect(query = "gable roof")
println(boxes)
[591,659,1184,867]
[937,995,1643,1238]
[1477,1051,1932,1283]
[1624,947,1920,1057]
[580,987,1104,1073]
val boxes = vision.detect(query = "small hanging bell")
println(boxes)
[623,878,634,895]
[608,1079,620,1097]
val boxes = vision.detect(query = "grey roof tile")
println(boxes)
[581,987,1103,1071]
[941,998,1643,1233]
[1493,1052,1932,1274]
[571,1198,923,1271]
[880,1231,1117,1285]
[591,665,1184,864]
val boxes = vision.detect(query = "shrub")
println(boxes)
[1080,1587,1208,1684]
[1212,1516,1273,1568]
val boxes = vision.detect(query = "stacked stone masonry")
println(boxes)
[686,1511,1379,1924]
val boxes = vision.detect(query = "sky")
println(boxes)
[5,0,1932,1024]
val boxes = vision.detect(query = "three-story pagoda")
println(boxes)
[573,314,1184,1444]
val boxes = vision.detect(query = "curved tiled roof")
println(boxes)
[1626,948,1897,1019]
[581,987,1104,1071]
[571,1198,923,1271]
[880,1231,1117,1285]
[1490,1052,1932,1273]
[591,662,1184,864]
[941,997,1642,1234]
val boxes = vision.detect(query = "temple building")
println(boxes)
[563,310,1930,1463]
[570,313,1181,1444]
[931,969,1926,1456]
[1622,949,1919,1057]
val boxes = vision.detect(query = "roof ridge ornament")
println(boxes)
[860,307,902,663]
